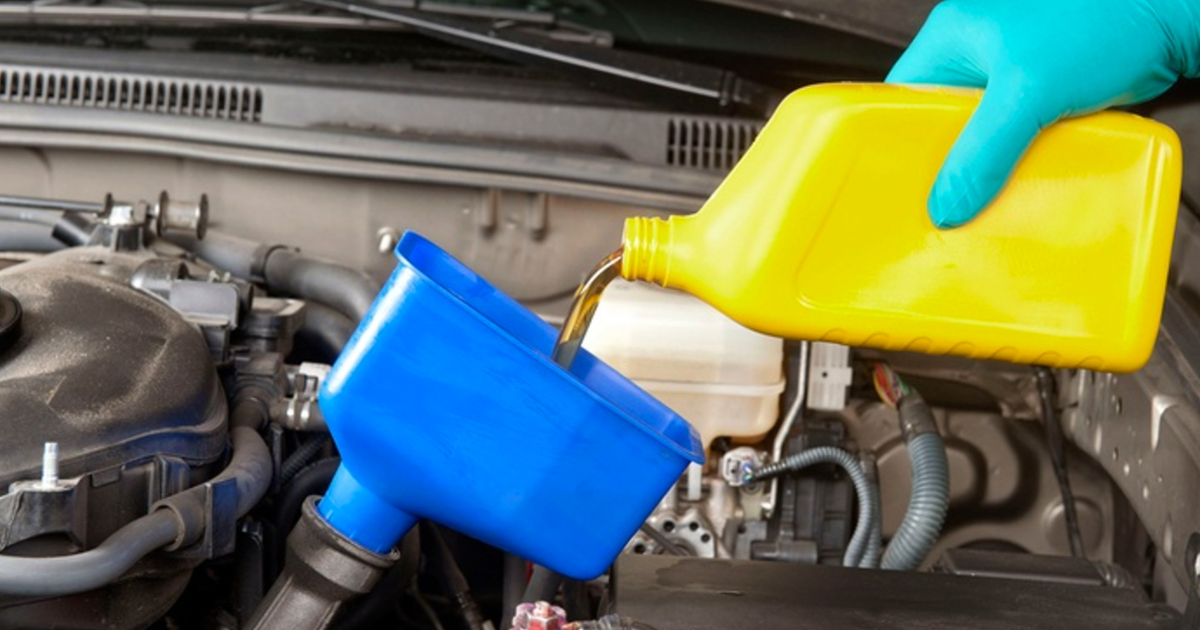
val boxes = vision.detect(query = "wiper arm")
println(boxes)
[299,0,781,117]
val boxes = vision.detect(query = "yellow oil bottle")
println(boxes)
[620,83,1182,372]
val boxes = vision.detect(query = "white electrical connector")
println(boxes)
[806,342,853,411]
[720,447,763,487]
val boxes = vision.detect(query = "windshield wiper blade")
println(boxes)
[299,0,781,117]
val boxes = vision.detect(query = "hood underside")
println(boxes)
[697,0,938,46]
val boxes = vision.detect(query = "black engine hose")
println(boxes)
[0,221,66,251]
[297,302,356,360]
[50,212,95,247]
[502,554,526,630]
[261,248,379,322]
[521,565,564,605]
[266,456,341,585]
[0,205,96,248]
[0,386,275,597]
[170,231,380,322]
[224,395,276,518]
[0,510,180,597]
[271,457,342,547]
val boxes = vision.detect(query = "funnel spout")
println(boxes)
[318,465,418,555]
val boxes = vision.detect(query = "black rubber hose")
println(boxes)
[0,510,180,597]
[0,391,270,597]
[0,206,59,227]
[562,579,592,624]
[0,221,64,251]
[51,212,95,246]
[0,382,275,598]
[0,430,263,598]
[170,231,380,322]
[1036,367,1086,558]
[297,302,356,360]
[173,231,265,279]
[261,248,380,322]
[225,397,276,518]
[521,565,563,604]
[266,457,341,586]
[502,554,527,630]
[272,457,342,548]
[0,195,102,214]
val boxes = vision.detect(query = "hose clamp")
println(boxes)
[898,393,939,440]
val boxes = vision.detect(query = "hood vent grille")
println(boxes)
[666,117,761,171]
[0,67,263,122]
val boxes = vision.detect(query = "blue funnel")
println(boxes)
[316,232,703,580]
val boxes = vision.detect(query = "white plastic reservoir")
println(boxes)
[582,280,784,453]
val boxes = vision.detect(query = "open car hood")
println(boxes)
[698,0,937,46]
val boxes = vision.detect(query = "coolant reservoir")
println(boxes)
[583,280,784,451]
[621,83,1182,373]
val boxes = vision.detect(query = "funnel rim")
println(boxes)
[393,230,704,464]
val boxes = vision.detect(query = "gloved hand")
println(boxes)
[887,0,1200,228]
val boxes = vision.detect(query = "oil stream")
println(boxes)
[527,247,624,597]
[550,247,624,369]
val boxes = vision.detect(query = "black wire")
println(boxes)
[1035,367,1085,558]
[278,434,331,486]
[422,523,486,630]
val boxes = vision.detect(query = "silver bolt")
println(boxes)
[40,442,58,488]
[377,227,400,254]
[107,204,138,227]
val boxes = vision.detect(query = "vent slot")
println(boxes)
[0,67,262,122]
[666,117,761,171]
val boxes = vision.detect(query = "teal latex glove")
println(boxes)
[887,0,1200,228]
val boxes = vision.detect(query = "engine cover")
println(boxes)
[0,248,228,629]
[0,248,226,490]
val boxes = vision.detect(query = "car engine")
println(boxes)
[0,189,1176,630]
[0,1,1194,628]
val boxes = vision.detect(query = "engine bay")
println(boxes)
[0,184,1183,630]
[0,1,1195,627]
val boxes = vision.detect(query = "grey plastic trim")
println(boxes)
[0,114,716,211]
[666,116,762,170]
[0,64,262,121]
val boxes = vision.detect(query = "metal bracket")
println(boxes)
[0,477,88,551]
[154,477,239,560]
